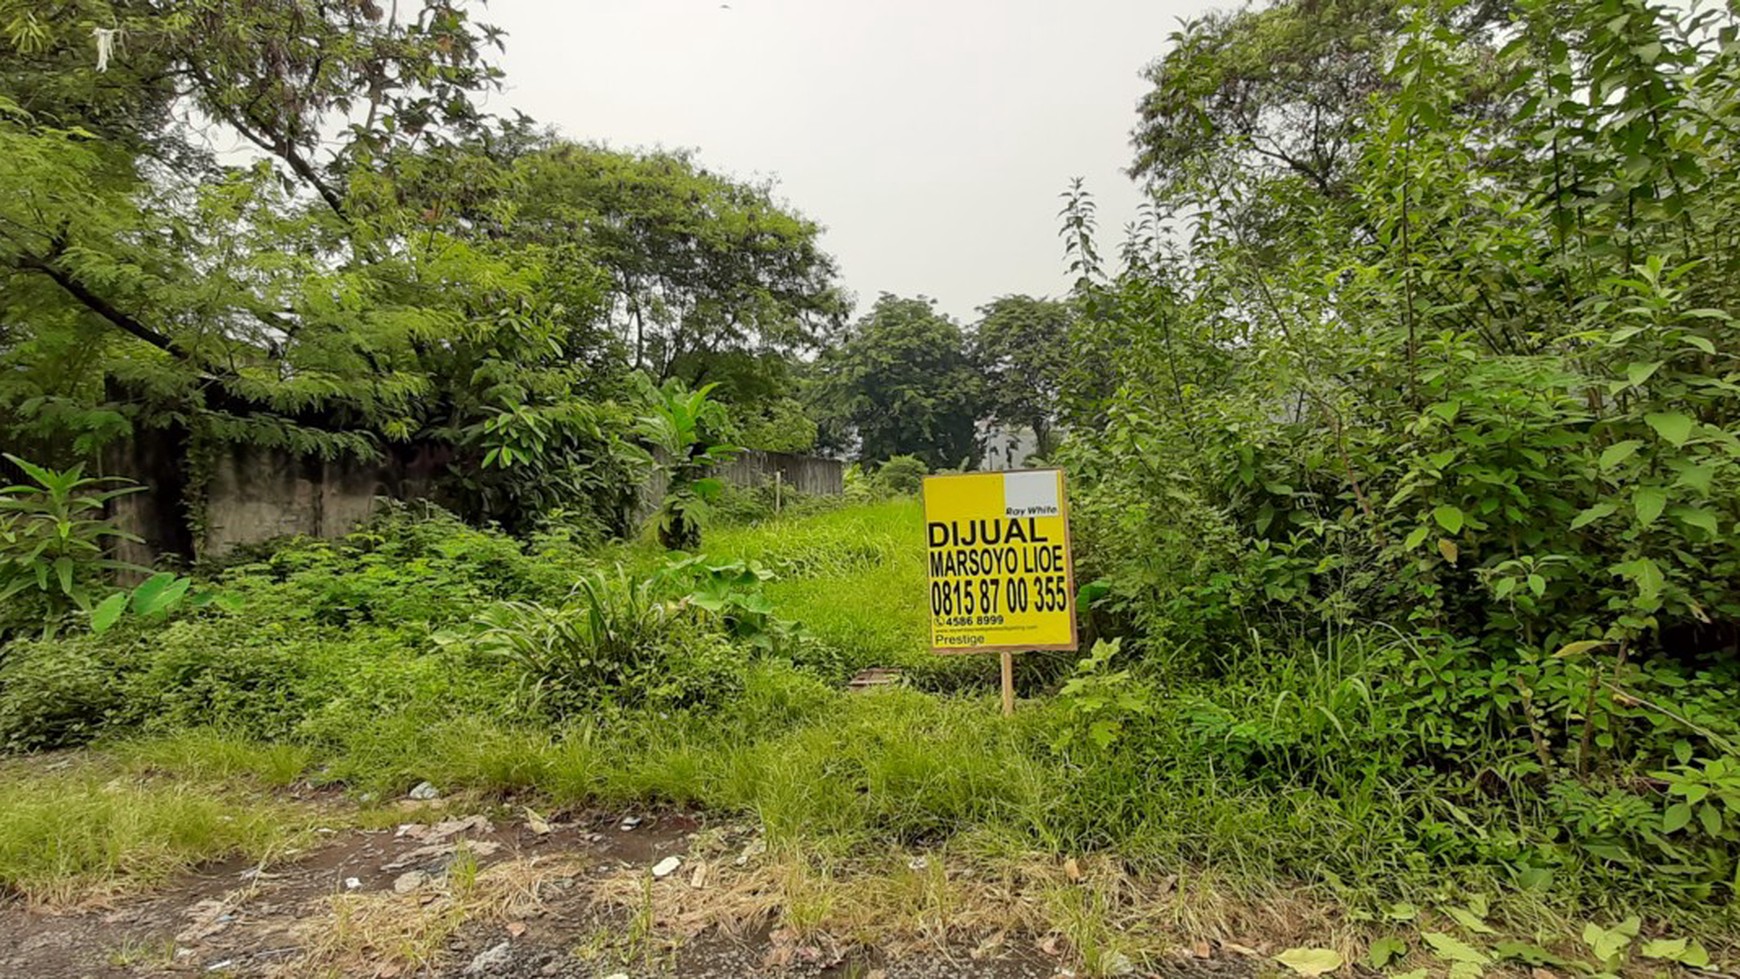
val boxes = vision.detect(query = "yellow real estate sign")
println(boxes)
[922,469,1078,654]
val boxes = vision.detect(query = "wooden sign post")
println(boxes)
[921,469,1079,716]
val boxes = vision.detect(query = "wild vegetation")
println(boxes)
[4,0,1740,975]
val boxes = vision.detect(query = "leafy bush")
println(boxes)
[870,454,929,496]
[709,480,842,526]
[1049,0,1740,905]
[450,567,744,714]
[0,454,142,635]
[636,376,739,550]
[0,636,132,751]
[123,624,317,740]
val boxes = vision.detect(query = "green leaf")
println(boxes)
[1583,921,1635,962]
[1645,412,1695,447]
[1437,538,1459,565]
[1423,932,1490,966]
[1675,462,1717,493]
[1640,938,1687,961]
[1368,937,1408,970]
[131,572,191,617]
[1404,525,1430,550]
[90,592,128,635]
[1493,942,1566,966]
[1383,902,1419,922]
[1275,947,1344,976]
[1570,502,1617,529]
[1640,939,1712,968]
[1445,906,1497,935]
[1599,440,1644,470]
[1433,504,1465,534]
[1682,334,1716,355]
[1633,487,1667,526]
[1671,506,1719,535]
[1699,802,1723,835]
[1663,802,1693,833]
[1625,361,1662,386]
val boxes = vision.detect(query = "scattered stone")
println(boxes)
[1104,950,1137,975]
[524,807,553,835]
[395,815,493,844]
[619,814,642,830]
[178,898,237,943]
[688,862,709,889]
[464,941,513,975]
[847,667,903,690]
[205,960,234,972]
[343,877,362,890]
[381,838,500,872]
[602,973,629,979]
[907,856,929,871]
[735,838,766,866]
[392,870,429,894]
[506,921,528,938]
[408,781,440,801]
[651,856,682,878]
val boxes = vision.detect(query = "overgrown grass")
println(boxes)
[703,499,991,688]
[3,499,1737,959]
[0,756,315,904]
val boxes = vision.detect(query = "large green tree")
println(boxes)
[971,295,1072,456]
[0,2,642,531]
[509,143,846,386]
[812,295,981,469]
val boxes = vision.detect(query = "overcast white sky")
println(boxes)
[485,0,1212,324]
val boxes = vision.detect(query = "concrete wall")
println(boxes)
[109,440,844,562]
[638,448,844,523]
[202,445,363,556]
[722,449,845,496]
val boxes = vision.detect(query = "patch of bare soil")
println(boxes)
[0,803,1255,979]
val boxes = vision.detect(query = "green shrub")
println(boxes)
[0,636,133,751]
[447,568,746,714]
[869,454,929,496]
[122,622,317,740]
[0,454,145,622]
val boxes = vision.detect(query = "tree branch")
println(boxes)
[14,251,180,355]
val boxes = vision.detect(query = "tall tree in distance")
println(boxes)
[509,143,847,388]
[971,295,1072,457]
[812,295,981,470]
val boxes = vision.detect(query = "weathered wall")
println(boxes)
[108,440,843,563]
[102,424,194,577]
[199,443,445,557]
[638,448,844,521]
[722,449,844,496]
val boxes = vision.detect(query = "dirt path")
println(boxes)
[1,801,1258,979]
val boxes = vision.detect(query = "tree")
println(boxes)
[972,295,1073,456]
[508,143,847,388]
[1130,0,1509,248]
[812,295,981,470]
[0,2,638,532]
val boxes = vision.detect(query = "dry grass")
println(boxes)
[276,850,590,978]
[585,843,1364,978]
